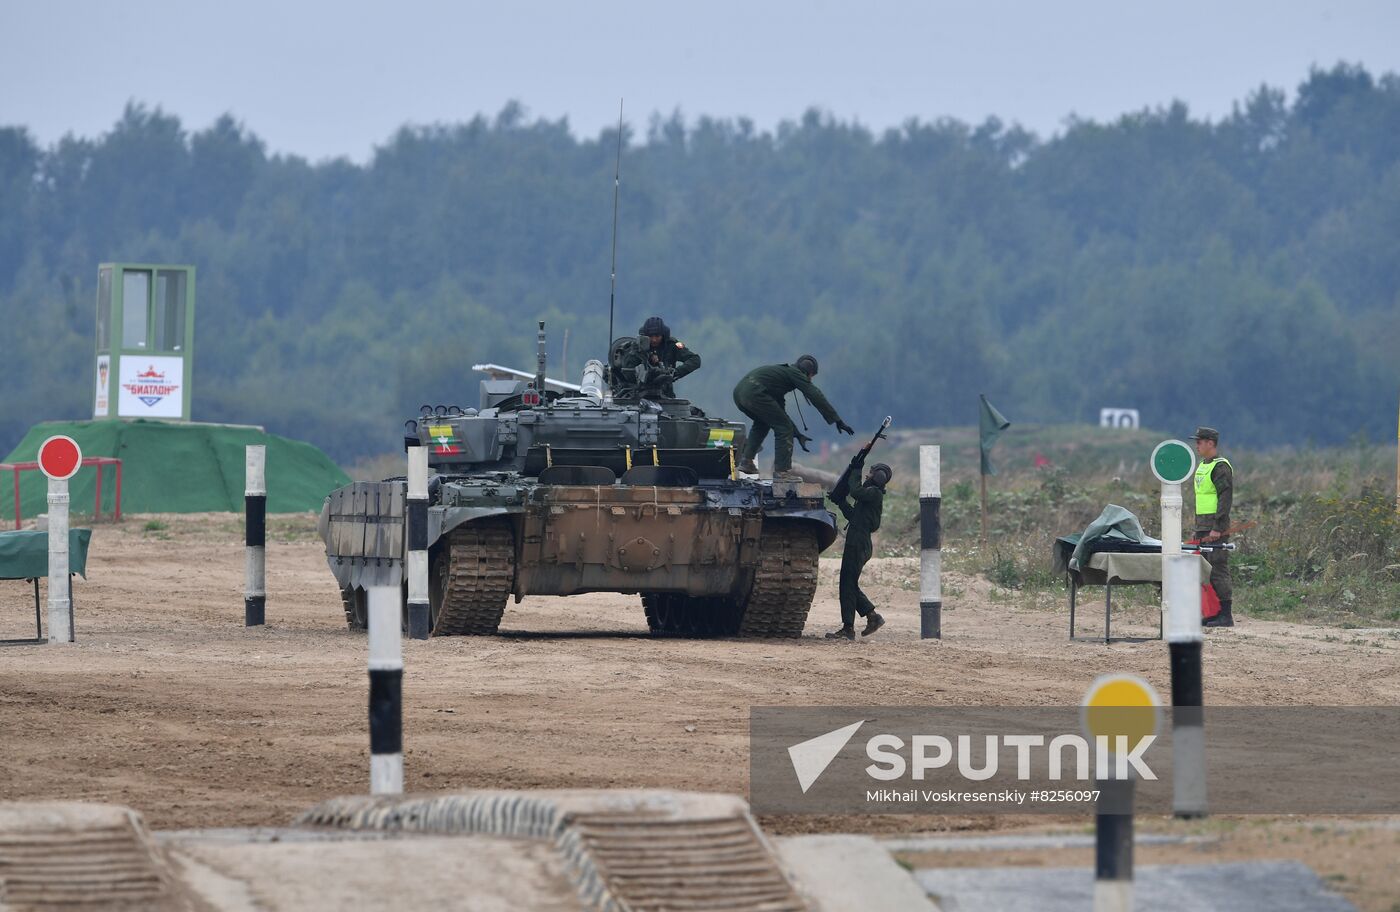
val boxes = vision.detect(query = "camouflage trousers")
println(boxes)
[733,386,797,472]
[1195,530,1232,601]
[839,536,876,628]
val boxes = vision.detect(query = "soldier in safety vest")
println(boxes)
[1192,426,1235,628]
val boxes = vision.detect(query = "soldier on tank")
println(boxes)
[616,316,701,399]
[826,447,890,641]
[732,355,854,482]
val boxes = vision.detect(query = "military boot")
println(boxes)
[773,470,804,484]
[737,457,760,475]
[825,626,856,641]
[861,612,885,637]
[1204,600,1234,628]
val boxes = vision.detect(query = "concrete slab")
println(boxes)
[778,835,940,912]
[916,861,1356,912]
[166,833,580,912]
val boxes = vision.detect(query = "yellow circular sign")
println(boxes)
[1081,673,1161,754]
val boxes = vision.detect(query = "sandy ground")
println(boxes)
[2,513,1398,908]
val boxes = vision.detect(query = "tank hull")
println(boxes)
[320,476,835,637]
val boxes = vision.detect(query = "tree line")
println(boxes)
[1,63,1397,461]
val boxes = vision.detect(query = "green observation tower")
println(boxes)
[94,263,195,421]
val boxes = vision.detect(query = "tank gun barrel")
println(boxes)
[579,359,606,402]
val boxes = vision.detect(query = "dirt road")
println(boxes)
[2,513,1397,835]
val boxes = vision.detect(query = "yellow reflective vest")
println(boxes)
[1194,457,1232,516]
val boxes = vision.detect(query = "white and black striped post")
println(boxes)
[919,445,942,639]
[244,445,266,627]
[368,584,404,794]
[406,444,430,640]
[47,477,72,644]
[1166,551,1208,818]
[1094,775,1135,912]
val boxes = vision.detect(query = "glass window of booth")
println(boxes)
[122,270,150,349]
[97,267,112,352]
[153,270,186,351]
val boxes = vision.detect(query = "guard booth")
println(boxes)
[93,263,195,421]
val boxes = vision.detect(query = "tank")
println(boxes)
[319,323,837,637]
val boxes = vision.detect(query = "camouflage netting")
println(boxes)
[2,420,350,516]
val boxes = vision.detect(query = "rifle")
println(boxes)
[830,417,892,501]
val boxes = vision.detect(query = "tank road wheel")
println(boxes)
[643,594,743,638]
[341,587,368,631]
[428,521,516,636]
[737,524,820,638]
[643,593,686,636]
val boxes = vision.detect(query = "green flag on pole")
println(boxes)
[979,394,1011,475]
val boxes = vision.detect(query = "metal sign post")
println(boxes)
[919,446,942,639]
[1083,674,1161,912]
[38,435,82,644]
[1151,439,1207,818]
[245,445,266,626]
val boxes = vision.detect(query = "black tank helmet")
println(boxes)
[869,463,892,488]
[639,316,670,338]
[795,354,818,376]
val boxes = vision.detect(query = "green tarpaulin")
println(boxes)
[2,420,350,517]
[0,529,91,580]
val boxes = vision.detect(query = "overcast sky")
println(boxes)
[3,1,1399,162]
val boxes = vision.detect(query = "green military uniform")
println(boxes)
[617,335,700,399]
[1194,455,1233,600]
[1190,426,1234,629]
[831,454,884,628]
[732,364,843,473]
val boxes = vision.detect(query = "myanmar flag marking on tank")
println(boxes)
[428,424,461,454]
[707,428,735,448]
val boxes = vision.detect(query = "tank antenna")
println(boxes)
[606,98,623,390]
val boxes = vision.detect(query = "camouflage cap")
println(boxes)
[1190,426,1219,442]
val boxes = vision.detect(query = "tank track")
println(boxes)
[432,521,515,636]
[738,524,819,638]
[341,587,367,630]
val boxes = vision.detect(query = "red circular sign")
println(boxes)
[38,435,82,481]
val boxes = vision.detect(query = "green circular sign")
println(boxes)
[1151,439,1195,484]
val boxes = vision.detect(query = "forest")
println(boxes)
[1,63,1397,461]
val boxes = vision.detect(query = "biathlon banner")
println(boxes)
[117,355,184,419]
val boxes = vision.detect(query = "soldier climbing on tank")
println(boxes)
[732,355,854,482]
[614,316,701,399]
[826,447,890,640]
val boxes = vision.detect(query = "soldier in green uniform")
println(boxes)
[1192,426,1235,628]
[826,447,890,640]
[616,316,701,399]
[732,355,854,481]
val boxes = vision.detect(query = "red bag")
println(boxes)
[1201,583,1221,620]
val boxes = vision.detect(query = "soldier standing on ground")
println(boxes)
[616,316,701,399]
[732,355,853,482]
[1192,426,1235,628]
[826,446,890,640]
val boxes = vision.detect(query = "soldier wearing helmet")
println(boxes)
[826,446,891,640]
[732,355,854,482]
[616,316,701,399]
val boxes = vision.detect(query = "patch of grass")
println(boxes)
[142,519,168,532]
[836,432,1400,628]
